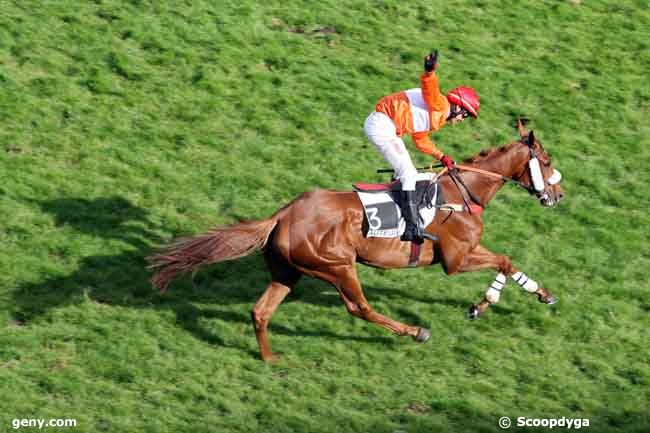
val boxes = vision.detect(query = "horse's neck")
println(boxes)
[462,143,529,205]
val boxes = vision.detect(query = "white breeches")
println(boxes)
[364,111,418,191]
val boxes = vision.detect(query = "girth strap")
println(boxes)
[408,242,421,267]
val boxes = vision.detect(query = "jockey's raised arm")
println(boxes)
[420,70,450,130]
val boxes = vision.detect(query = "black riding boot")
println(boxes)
[400,190,424,243]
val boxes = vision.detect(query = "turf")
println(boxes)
[1,1,649,432]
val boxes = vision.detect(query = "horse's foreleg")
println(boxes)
[330,265,430,343]
[452,245,514,318]
[511,271,558,305]
[454,245,556,318]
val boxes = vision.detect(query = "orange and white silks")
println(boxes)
[374,71,450,160]
[365,71,450,191]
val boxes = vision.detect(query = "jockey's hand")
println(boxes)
[440,154,455,170]
[424,50,438,72]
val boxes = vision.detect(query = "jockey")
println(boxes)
[364,50,480,243]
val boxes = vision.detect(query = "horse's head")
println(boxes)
[513,120,565,207]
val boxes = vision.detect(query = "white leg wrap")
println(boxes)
[512,271,538,293]
[485,273,507,304]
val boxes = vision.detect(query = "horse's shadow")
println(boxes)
[13,196,497,357]
[14,197,160,319]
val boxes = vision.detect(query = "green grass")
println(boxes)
[1,0,649,432]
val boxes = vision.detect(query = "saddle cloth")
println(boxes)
[354,173,442,238]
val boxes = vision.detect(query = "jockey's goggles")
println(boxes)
[450,106,470,119]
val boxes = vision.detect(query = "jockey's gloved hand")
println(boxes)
[440,154,455,170]
[424,50,438,72]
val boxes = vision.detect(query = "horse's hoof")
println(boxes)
[468,304,480,320]
[261,353,282,363]
[541,295,558,305]
[538,293,558,305]
[414,327,431,343]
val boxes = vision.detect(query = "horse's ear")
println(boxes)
[527,130,535,147]
[516,117,529,138]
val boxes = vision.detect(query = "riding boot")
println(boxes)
[400,190,424,243]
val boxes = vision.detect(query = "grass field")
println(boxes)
[1,1,649,432]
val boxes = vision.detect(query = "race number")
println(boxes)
[366,207,382,230]
[363,202,400,236]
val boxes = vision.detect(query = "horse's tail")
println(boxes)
[147,216,280,292]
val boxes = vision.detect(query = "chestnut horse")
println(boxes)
[148,121,564,361]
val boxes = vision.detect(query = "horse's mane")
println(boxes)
[462,141,520,165]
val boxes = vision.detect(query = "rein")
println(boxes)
[448,169,484,211]
[444,146,562,208]
[381,137,562,212]
[438,163,536,214]
[454,164,531,192]
[427,161,530,192]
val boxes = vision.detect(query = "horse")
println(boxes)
[147,120,565,362]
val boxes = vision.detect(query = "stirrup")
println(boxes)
[421,231,438,242]
[402,226,438,243]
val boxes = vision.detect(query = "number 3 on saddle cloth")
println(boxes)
[353,173,444,238]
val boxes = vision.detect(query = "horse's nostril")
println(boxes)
[558,192,565,201]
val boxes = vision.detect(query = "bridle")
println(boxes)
[511,134,562,202]
[439,134,562,208]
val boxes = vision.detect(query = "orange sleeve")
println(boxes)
[412,132,444,160]
[420,71,448,113]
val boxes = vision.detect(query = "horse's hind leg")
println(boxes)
[252,255,301,362]
[326,265,429,343]
[252,282,291,362]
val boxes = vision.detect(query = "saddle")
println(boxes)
[353,176,443,267]
[353,177,445,211]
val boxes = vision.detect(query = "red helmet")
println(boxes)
[447,87,480,118]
